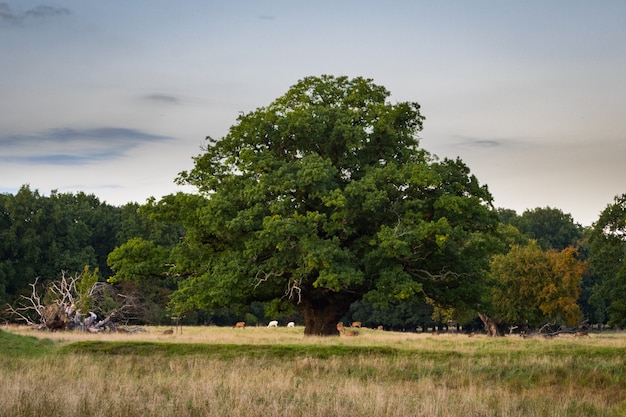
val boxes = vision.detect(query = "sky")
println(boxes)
[1,1,625,227]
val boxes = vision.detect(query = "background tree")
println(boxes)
[506,207,583,251]
[587,194,626,327]
[107,238,175,323]
[169,75,500,335]
[490,242,585,328]
[105,196,186,324]
[0,186,102,305]
[0,186,172,313]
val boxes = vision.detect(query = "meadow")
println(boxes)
[1,325,625,417]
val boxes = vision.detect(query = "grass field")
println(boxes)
[1,325,625,417]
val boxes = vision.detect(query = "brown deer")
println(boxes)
[233,321,246,329]
[336,322,345,333]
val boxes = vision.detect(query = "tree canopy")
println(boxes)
[588,194,626,327]
[500,207,583,251]
[169,75,500,335]
[490,242,585,328]
[0,186,118,305]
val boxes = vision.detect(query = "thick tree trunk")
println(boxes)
[297,290,357,336]
[478,312,500,337]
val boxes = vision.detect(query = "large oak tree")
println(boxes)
[170,75,499,335]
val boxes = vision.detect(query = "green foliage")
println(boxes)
[169,75,500,334]
[0,186,128,305]
[506,206,584,250]
[588,194,626,327]
[107,238,170,284]
[76,265,99,315]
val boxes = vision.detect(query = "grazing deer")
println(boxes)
[233,321,246,329]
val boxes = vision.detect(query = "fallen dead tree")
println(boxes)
[5,270,144,332]
[515,321,591,338]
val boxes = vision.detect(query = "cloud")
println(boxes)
[0,127,172,165]
[24,5,70,19]
[0,3,70,23]
[452,136,512,149]
[143,94,180,104]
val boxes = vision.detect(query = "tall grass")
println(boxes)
[1,326,625,416]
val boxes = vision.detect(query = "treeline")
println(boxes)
[2,184,625,331]
[0,185,183,324]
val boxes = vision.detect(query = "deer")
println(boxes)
[336,322,345,333]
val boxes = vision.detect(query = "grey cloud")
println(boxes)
[24,5,70,19]
[143,94,180,104]
[0,127,171,165]
[453,136,511,149]
[46,127,170,143]
[0,3,70,23]
[0,2,16,21]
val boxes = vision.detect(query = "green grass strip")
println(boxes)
[0,329,55,357]
[59,340,400,359]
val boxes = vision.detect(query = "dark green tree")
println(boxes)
[588,194,626,327]
[106,198,186,323]
[0,185,125,307]
[170,75,499,335]
[510,207,583,251]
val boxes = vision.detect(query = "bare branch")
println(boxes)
[284,276,303,304]
[253,270,285,289]
[407,268,464,282]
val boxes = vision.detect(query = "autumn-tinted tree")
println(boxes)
[168,75,499,335]
[587,194,626,327]
[490,242,585,328]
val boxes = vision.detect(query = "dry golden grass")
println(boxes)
[1,325,625,417]
[8,324,625,348]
